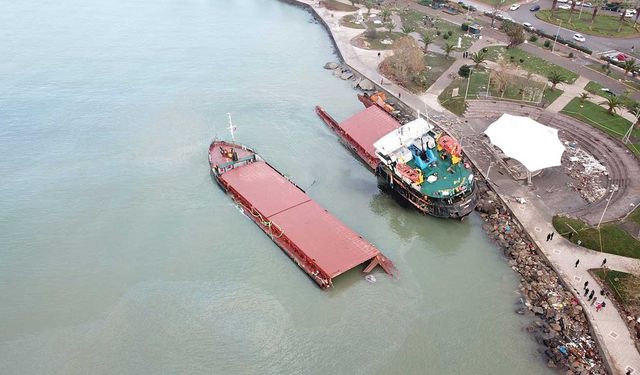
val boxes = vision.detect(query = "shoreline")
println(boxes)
[283,0,613,372]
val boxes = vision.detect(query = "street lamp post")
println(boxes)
[552,20,562,53]
[597,184,618,253]
[464,68,473,101]
[622,110,639,144]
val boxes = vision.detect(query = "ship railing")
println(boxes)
[215,155,257,174]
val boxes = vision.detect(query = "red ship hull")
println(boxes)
[209,140,395,288]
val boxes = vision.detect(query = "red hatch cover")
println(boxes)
[269,200,380,278]
[339,105,400,160]
[220,161,309,218]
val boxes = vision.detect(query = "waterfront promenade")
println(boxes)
[294,0,640,373]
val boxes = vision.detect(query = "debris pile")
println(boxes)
[475,182,606,374]
[562,141,608,203]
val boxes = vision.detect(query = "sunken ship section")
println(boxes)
[209,140,395,288]
[315,103,477,219]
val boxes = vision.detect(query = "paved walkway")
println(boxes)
[295,1,640,373]
[546,76,590,112]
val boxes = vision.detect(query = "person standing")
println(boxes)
[550,232,554,240]
[575,259,580,268]
[546,233,551,241]
[584,288,589,297]
[591,297,597,306]
[583,281,589,290]
[601,301,606,309]
[601,258,607,267]
[596,303,602,312]
[588,290,595,301]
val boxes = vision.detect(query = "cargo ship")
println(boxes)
[315,99,477,219]
[208,117,395,288]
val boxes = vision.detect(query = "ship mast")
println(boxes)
[227,113,236,143]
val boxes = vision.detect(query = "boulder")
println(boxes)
[358,79,375,90]
[324,62,339,69]
[340,71,354,80]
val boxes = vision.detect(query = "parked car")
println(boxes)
[530,4,541,11]
[623,9,637,18]
[558,4,571,9]
[582,2,593,7]
[522,22,535,31]
[557,0,569,3]
[573,33,586,42]
[509,4,520,10]
[602,3,620,11]
[601,88,616,96]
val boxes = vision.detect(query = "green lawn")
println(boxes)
[320,0,358,12]
[561,97,640,157]
[629,206,640,226]
[340,15,366,29]
[553,215,640,259]
[593,269,640,309]
[536,10,640,37]
[438,68,562,115]
[482,46,579,83]
[586,63,640,92]
[584,81,637,108]
[399,10,474,51]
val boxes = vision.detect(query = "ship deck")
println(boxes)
[406,153,472,198]
[211,141,394,287]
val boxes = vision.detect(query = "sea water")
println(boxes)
[0,0,552,373]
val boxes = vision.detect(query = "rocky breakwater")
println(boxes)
[475,182,607,374]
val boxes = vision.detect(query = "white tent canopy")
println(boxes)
[484,114,565,172]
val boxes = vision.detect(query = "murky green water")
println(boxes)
[0,0,552,373]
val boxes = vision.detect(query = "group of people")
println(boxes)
[583,280,608,312]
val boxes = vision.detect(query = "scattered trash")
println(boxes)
[365,274,376,283]
[562,140,607,203]
[516,197,527,204]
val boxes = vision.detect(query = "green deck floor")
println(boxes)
[406,153,471,198]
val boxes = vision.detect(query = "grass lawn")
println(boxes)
[629,206,640,226]
[586,63,640,92]
[438,69,562,115]
[353,31,406,50]
[383,51,452,93]
[561,97,640,157]
[593,269,640,309]
[340,15,366,29]
[584,81,637,108]
[320,0,358,12]
[399,10,475,51]
[536,10,640,37]
[482,46,579,83]
[553,215,640,259]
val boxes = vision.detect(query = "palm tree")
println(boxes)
[471,51,487,68]
[444,43,456,58]
[579,92,590,103]
[365,0,374,15]
[601,95,623,115]
[401,25,415,35]
[420,32,433,53]
[385,21,395,35]
[590,0,603,30]
[547,71,567,90]
[380,6,392,22]
[618,0,632,32]
[568,0,578,23]
[623,58,637,75]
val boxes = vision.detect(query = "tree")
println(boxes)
[444,43,455,58]
[590,0,603,30]
[385,21,396,35]
[490,59,512,97]
[490,1,503,28]
[365,0,374,15]
[380,6,392,22]
[579,92,590,103]
[382,36,426,88]
[635,6,640,28]
[551,0,559,15]
[601,95,623,115]
[618,0,632,32]
[506,24,525,48]
[623,58,637,75]
[568,0,578,23]
[349,0,357,6]
[401,25,415,35]
[420,32,433,53]
[471,51,487,68]
[547,70,567,90]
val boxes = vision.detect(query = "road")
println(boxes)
[460,0,638,54]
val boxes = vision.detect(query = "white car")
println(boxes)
[509,4,520,10]
[557,0,569,3]
[558,4,571,9]
[573,33,586,42]
[624,9,637,18]
[522,22,534,31]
